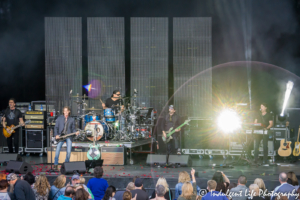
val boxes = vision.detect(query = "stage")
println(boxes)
[1,153,300,195]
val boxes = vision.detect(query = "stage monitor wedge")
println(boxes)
[61,161,87,175]
[146,154,191,167]
[6,161,32,174]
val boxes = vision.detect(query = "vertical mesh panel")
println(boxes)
[173,18,212,118]
[45,17,82,114]
[131,18,168,113]
[87,18,125,108]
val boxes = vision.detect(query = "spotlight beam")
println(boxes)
[280,81,294,116]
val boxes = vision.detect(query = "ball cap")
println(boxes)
[169,105,175,110]
[135,178,143,187]
[72,175,80,180]
[7,173,17,181]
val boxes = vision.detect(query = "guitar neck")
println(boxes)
[167,121,189,137]
[60,132,77,139]
[297,126,300,143]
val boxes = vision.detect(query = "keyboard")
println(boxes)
[244,130,268,135]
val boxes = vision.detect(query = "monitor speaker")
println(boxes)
[61,161,86,175]
[146,154,191,167]
[6,161,32,174]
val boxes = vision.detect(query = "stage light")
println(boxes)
[83,84,92,92]
[217,109,241,133]
[280,81,294,117]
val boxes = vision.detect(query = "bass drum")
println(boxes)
[84,121,109,141]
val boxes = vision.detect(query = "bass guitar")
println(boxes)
[162,119,190,144]
[3,120,31,138]
[52,130,86,145]
[278,121,292,157]
[293,126,300,156]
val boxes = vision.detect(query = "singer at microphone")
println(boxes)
[101,90,124,112]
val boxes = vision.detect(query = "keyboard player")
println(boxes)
[253,103,274,164]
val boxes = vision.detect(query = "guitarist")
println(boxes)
[253,103,274,164]
[162,105,181,159]
[2,98,25,153]
[53,106,79,170]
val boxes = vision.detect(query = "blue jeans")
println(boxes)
[54,138,72,165]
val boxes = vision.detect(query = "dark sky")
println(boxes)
[0,0,299,114]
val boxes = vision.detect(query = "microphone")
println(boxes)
[70,90,73,94]
[134,89,137,94]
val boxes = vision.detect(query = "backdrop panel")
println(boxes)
[45,17,82,114]
[87,17,125,108]
[131,18,168,113]
[173,18,212,118]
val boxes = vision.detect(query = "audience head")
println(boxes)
[249,184,259,197]
[65,186,75,198]
[80,177,85,184]
[212,172,224,184]
[207,180,217,191]
[228,183,237,191]
[75,188,89,200]
[0,180,9,191]
[72,174,80,185]
[94,166,104,178]
[53,175,66,189]
[123,191,132,200]
[181,182,194,200]
[6,173,18,185]
[156,185,166,197]
[287,172,299,186]
[279,172,288,183]
[254,178,266,192]
[238,175,247,185]
[135,178,143,189]
[156,177,169,192]
[0,174,6,181]
[178,171,191,183]
[74,184,84,191]
[24,172,35,186]
[126,182,135,191]
[103,185,117,200]
[34,174,50,196]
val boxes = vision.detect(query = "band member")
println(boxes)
[53,106,79,170]
[101,90,124,111]
[162,105,181,157]
[254,103,274,164]
[2,98,25,153]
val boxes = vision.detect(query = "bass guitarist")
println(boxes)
[253,103,274,165]
[2,98,25,153]
[53,106,79,170]
[161,105,181,159]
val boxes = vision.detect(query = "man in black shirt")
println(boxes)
[254,103,274,164]
[101,90,124,111]
[161,105,181,158]
[131,178,149,200]
[2,98,25,153]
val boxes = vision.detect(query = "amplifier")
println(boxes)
[271,128,290,140]
[26,130,44,150]
[25,120,44,129]
[101,146,126,165]
[25,111,46,129]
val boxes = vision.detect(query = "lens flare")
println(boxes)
[217,109,242,133]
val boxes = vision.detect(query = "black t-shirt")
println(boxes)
[131,189,149,200]
[105,98,122,109]
[256,112,273,127]
[163,113,180,131]
[4,108,22,127]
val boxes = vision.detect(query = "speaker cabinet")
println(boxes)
[0,154,22,163]
[61,161,86,175]
[6,161,32,174]
[146,154,191,166]
[101,147,126,165]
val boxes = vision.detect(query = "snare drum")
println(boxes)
[104,108,115,122]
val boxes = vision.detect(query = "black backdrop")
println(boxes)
[1,0,300,116]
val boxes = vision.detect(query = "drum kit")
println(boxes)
[70,93,155,143]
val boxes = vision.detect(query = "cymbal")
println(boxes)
[85,107,103,111]
[72,95,89,98]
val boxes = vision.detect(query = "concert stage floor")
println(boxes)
[1,154,300,193]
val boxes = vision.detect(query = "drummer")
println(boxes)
[101,90,124,112]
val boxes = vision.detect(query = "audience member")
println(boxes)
[23,172,35,187]
[123,191,132,200]
[80,177,86,184]
[32,174,51,199]
[57,186,75,200]
[287,172,299,189]
[175,171,201,200]
[133,176,147,192]
[114,182,135,200]
[202,180,227,200]
[7,173,35,200]
[254,178,270,200]
[49,175,67,200]
[74,184,93,199]
[131,178,149,200]
[0,180,14,200]
[103,186,117,200]
[151,185,167,200]
[177,168,197,200]
[87,166,108,200]
[212,171,230,193]
[229,175,247,200]
[75,188,90,200]
[272,173,296,200]
[287,179,293,185]
[150,178,172,200]
[71,175,93,197]
[248,184,264,200]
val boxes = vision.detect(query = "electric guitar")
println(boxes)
[52,130,86,145]
[87,129,101,160]
[162,119,191,144]
[278,121,292,157]
[3,120,31,138]
[293,126,300,156]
